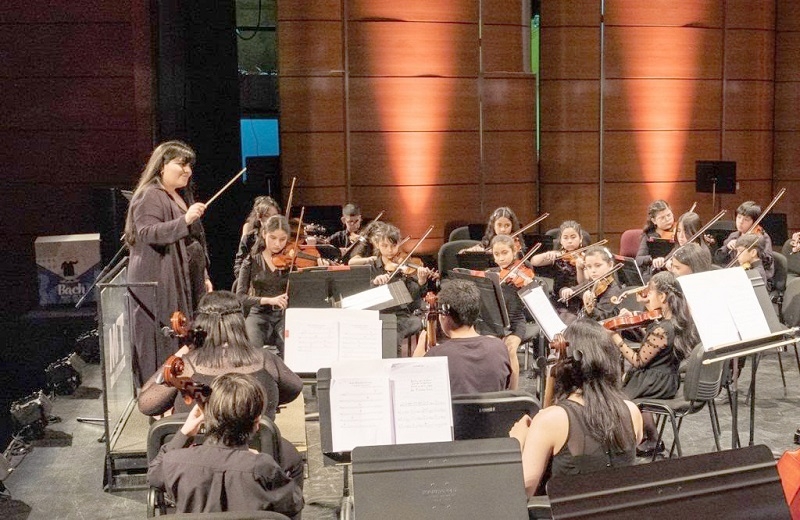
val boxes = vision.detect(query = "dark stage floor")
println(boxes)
[1,348,799,519]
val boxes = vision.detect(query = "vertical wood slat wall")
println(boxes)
[540,0,780,248]
[0,1,151,315]
[278,0,537,251]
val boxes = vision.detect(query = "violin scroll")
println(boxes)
[168,311,207,349]
[161,355,212,407]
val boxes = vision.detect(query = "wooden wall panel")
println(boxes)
[541,1,599,27]
[775,82,800,132]
[0,0,131,23]
[277,22,343,75]
[293,187,348,208]
[774,132,800,181]
[725,30,775,80]
[483,78,535,131]
[482,25,530,73]
[0,78,135,130]
[481,0,530,25]
[776,33,800,82]
[349,132,480,186]
[723,81,773,131]
[603,183,706,234]
[603,131,721,183]
[714,181,773,217]
[540,184,599,236]
[605,27,722,79]
[540,28,599,80]
[347,22,478,77]
[604,79,721,131]
[777,0,800,32]
[278,77,344,132]
[280,133,345,185]
[0,25,133,78]
[604,0,723,27]
[484,183,537,223]
[483,132,535,183]
[278,0,341,21]
[722,131,773,179]
[348,78,479,132]
[726,0,775,30]
[348,0,477,23]
[539,80,599,131]
[539,132,599,184]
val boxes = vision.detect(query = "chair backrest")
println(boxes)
[448,225,471,242]
[438,239,479,277]
[451,390,540,440]
[772,251,788,293]
[782,278,800,327]
[147,413,281,462]
[619,229,642,258]
[783,241,800,279]
[683,344,724,402]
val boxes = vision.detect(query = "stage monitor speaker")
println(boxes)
[696,161,737,194]
[761,212,788,248]
[244,156,280,203]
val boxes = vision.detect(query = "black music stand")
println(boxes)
[287,266,372,308]
[450,269,509,337]
[456,250,495,271]
[548,445,788,519]
[696,160,736,213]
[614,255,646,289]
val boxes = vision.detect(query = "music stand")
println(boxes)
[287,266,372,308]
[456,250,495,271]
[696,160,736,213]
[450,270,509,337]
[613,255,645,289]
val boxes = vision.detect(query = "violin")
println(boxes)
[593,275,615,297]
[726,188,786,268]
[601,309,662,332]
[559,263,624,303]
[499,262,536,288]
[385,253,426,277]
[424,292,439,351]
[542,333,569,408]
[556,239,609,266]
[657,229,675,241]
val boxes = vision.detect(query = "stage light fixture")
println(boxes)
[45,353,84,396]
[10,391,53,440]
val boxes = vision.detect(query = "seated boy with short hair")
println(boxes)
[148,373,303,517]
[413,278,512,395]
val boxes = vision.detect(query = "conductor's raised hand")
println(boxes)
[185,202,206,225]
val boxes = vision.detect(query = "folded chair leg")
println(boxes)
[666,411,682,458]
[667,416,684,458]
[777,349,787,389]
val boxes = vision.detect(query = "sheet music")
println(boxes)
[339,284,393,310]
[518,285,567,341]
[284,308,381,372]
[338,319,382,361]
[330,360,393,452]
[388,358,453,445]
[678,268,771,351]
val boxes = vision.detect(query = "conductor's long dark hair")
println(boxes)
[555,319,636,453]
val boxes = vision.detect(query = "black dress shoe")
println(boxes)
[636,440,665,457]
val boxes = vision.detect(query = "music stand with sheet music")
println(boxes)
[449,269,509,338]
[614,255,646,289]
[287,265,372,308]
[679,267,800,448]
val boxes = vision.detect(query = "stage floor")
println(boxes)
[2,350,799,519]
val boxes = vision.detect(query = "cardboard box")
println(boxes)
[35,233,101,306]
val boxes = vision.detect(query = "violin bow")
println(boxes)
[555,239,608,261]
[664,210,726,262]
[500,243,542,284]
[387,225,434,282]
[205,168,247,207]
[726,187,785,268]
[341,210,385,259]
[559,263,624,303]
[284,206,305,293]
[284,177,297,218]
[511,212,550,239]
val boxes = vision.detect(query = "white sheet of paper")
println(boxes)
[388,358,453,445]
[284,308,380,372]
[678,268,771,351]
[518,285,567,341]
[339,284,393,310]
[329,365,393,452]
[338,319,383,361]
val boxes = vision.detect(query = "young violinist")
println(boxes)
[711,201,774,281]
[668,242,713,277]
[609,271,699,456]
[487,234,544,389]
[348,220,387,266]
[635,199,674,280]
[460,206,523,253]
[412,279,512,395]
[369,223,434,349]
[532,221,586,318]
[233,196,281,291]
[236,215,292,357]
[674,212,709,251]
[734,233,771,290]
[509,319,643,497]
[562,246,622,322]
[328,203,362,262]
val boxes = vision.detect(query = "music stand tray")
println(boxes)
[287,266,372,308]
